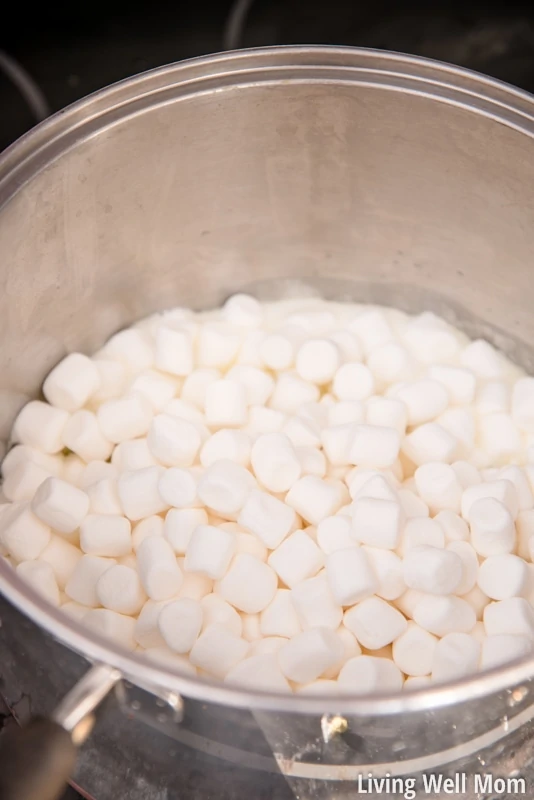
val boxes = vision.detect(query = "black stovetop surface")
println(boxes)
[2,2,534,798]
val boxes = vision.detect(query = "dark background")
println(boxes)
[1,1,534,797]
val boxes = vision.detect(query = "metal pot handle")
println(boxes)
[0,663,121,800]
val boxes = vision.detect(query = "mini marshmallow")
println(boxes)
[0,504,51,562]
[326,547,378,605]
[197,322,240,369]
[398,489,430,519]
[332,363,375,402]
[512,377,534,432]
[413,595,476,636]
[484,597,534,638]
[181,368,221,408]
[316,516,354,554]
[91,359,128,404]
[349,310,393,355]
[177,563,212,601]
[238,490,296,549]
[61,455,86,488]
[367,342,414,387]
[80,514,131,557]
[102,328,154,372]
[432,632,480,682]
[403,546,462,595]
[337,655,403,694]
[399,518,445,557]
[111,439,158,472]
[204,380,248,428]
[260,589,301,638]
[31,477,89,534]
[43,353,100,411]
[402,423,458,466]
[2,461,53,502]
[189,624,249,677]
[290,573,343,630]
[65,554,116,607]
[321,424,358,466]
[461,585,490,620]
[84,608,136,650]
[427,365,476,406]
[478,413,522,464]
[476,381,510,416]
[392,380,449,426]
[217,553,277,613]
[349,424,400,468]
[414,463,462,513]
[516,509,534,560]
[451,461,482,489]
[329,330,362,361]
[295,339,341,385]
[283,416,321,449]
[392,622,437,676]
[39,535,82,588]
[158,468,197,508]
[197,460,255,517]
[460,339,506,379]
[322,626,362,679]
[117,466,168,521]
[499,466,534,511]
[224,366,273,408]
[478,554,529,600]
[134,599,171,648]
[86,479,123,515]
[184,525,235,580]
[461,479,519,520]
[163,398,206,426]
[225,655,291,692]
[129,370,179,411]
[132,515,165,551]
[278,628,344,684]
[61,601,89,621]
[147,414,201,467]
[158,597,203,653]
[79,461,118,489]
[361,546,405,601]
[136,535,183,600]
[268,531,324,588]
[481,634,533,669]
[246,406,287,435]
[437,409,475,458]
[285,476,346,525]
[344,597,407,649]
[365,396,407,436]
[250,637,289,656]
[403,313,460,363]
[395,589,430,618]
[353,474,398,503]
[62,410,113,462]
[154,325,194,376]
[259,333,295,371]
[2,445,63,480]
[327,401,365,428]
[201,593,243,637]
[296,447,327,478]
[447,541,478,595]
[222,294,263,327]
[16,560,60,606]
[352,496,403,550]
[200,430,251,469]
[269,373,319,414]
[468,498,515,557]
[235,531,268,562]
[96,564,146,615]
[434,510,469,543]
[97,393,153,443]
[13,401,70,454]
[241,613,261,642]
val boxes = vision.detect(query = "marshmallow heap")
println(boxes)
[3,295,534,695]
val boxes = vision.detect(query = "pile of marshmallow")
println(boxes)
[2,294,534,695]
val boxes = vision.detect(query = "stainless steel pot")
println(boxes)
[1,45,534,800]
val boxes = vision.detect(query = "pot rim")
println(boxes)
[1,45,534,715]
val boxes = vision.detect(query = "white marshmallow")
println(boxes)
[197,460,255,518]
[222,294,263,327]
[197,322,240,369]
[365,396,407,436]
[225,655,291,692]
[451,460,482,489]
[250,637,289,656]
[61,601,89,621]
[134,599,171,648]
[290,573,343,630]
[477,554,529,600]
[143,647,197,674]
[2,445,63,480]
[345,596,407,649]
[447,541,478,595]
[65,554,116,606]
[399,518,445,557]
[269,373,319,413]
[177,564,212,601]
[499,466,534,511]
[60,454,87,489]
[392,380,449,426]
[278,628,344,684]
[414,463,462,514]
[84,608,136,650]
[322,626,362,678]
[362,546,405,601]
[200,430,251,469]
[321,424,357,466]
[337,655,403,694]
[402,423,458,466]
[235,531,268,562]
[86,478,123,516]
[432,632,480,682]
[43,353,100,411]
[117,466,168,521]
[241,613,261,642]
[468,498,515,557]
[91,359,128,404]
[163,508,207,556]
[79,460,117,488]
[413,595,476,636]
[427,365,476,406]
[129,370,179,411]
[13,401,70,454]
[329,330,362,361]
[62,410,113,462]
[163,398,206,426]
[367,342,414,387]
[484,597,534,638]
[184,524,235,580]
[296,447,327,478]
[147,414,201,468]
[96,564,146,614]
[349,310,393,356]
[16,560,60,606]
[283,416,321,449]
[260,589,301,638]
[189,624,249,677]
[461,585,490,620]
[102,328,154,372]
[434,409,475,459]
[158,468,197,508]
[512,377,534,432]
[295,339,340,385]
[111,439,157,472]
[394,589,429,618]
[97,393,153,443]
[403,313,460,363]
[349,424,400,468]
[516,509,534,560]
[476,381,510,418]
[201,593,243,637]
[352,497,403,550]
[246,406,287,435]
[80,514,131,557]
[434,510,469,543]
[353,474,399,503]
[403,546,462,595]
[259,333,295,371]
[398,489,430,519]
[392,622,437,676]
[158,597,203,653]
[154,325,194,376]
[2,461,53,502]
[238,490,296,549]
[132,515,165,551]
[136,536,183,601]
[0,504,51,562]
[461,479,519,520]
[204,380,248,429]
[181,368,221,408]
[217,553,277,613]
[481,634,533,669]
[326,547,378,606]
[327,401,365,428]
[31,477,89,534]
[332,363,375,402]
[39,535,82,588]
[224,366,273,407]
[286,476,345,525]
[317,516,354,554]
[268,530,324,587]
[478,413,522,464]
[460,339,506,379]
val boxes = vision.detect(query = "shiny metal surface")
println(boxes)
[1,46,534,795]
